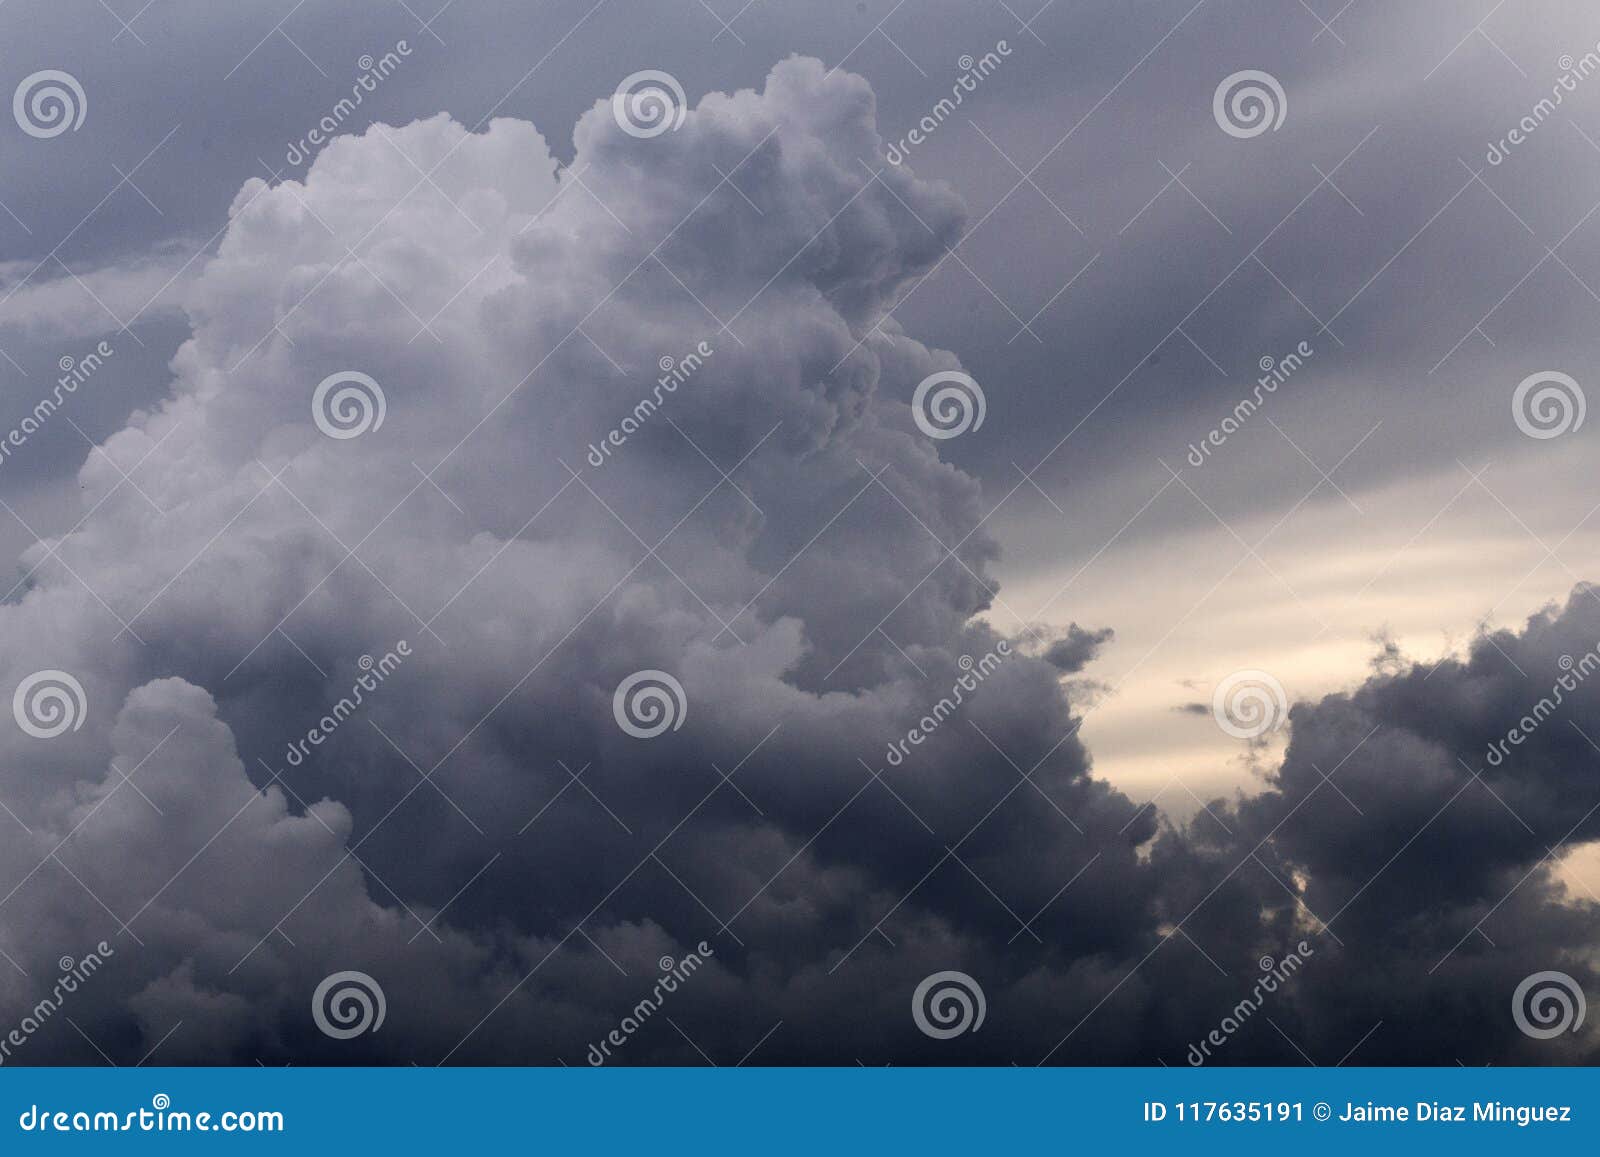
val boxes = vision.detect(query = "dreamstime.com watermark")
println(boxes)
[1186,941,1315,1065]
[1511,370,1584,439]
[1487,45,1600,166]
[1185,340,1313,467]
[13,70,86,139]
[0,340,114,469]
[612,70,688,138]
[12,669,87,740]
[282,642,410,767]
[586,943,713,1064]
[612,669,687,739]
[883,641,1010,767]
[912,970,985,1039]
[1212,70,1286,139]
[0,942,114,1065]
[312,970,386,1039]
[1485,643,1600,767]
[911,370,985,440]
[885,42,1013,166]
[587,341,713,468]
[18,1095,282,1134]
[1512,970,1586,1039]
[1211,669,1289,740]
[284,41,414,168]
[312,370,386,440]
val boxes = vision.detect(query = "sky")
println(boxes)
[1,0,1600,1065]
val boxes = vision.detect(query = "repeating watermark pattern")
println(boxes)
[284,41,413,168]
[283,643,411,767]
[585,944,714,1064]
[0,340,114,469]
[612,70,687,138]
[312,970,386,1039]
[1486,645,1600,767]
[912,970,986,1039]
[1511,970,1585,1039]
[1212,69,1286,138]
[883,641,1010,767]
[12,670,87,740]
[1211,669,1288,739]
[586,340,713,468]
[13,0,1600,1078]
[0,943,115,1065]
[1185,943,1315,1065]
[912,370,986,440]
[1185,341,1313,466]
[1487,45,1600,166]
[12,69,86,138]
[1512,370,1585,439]
[612,670,687,738]
[312,371,387,440]
[884,41,1013,166]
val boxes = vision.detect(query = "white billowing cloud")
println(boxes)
[0,57,1083,1063]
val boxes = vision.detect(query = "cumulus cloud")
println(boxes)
[0,56,1596,1067]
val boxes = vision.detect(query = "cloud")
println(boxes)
[0,243,197,344]
[0,55,1596,1069]
[1042,623,1114,673]
[1145,586,1600,1065]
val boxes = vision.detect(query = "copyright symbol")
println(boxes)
[1313,1102,1331,1121]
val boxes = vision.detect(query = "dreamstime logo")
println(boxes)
[312,371,386,440]
[1212,70,1286,139]
[1487,45,1600,166]
[0,340,115,470]
[612,670,687,738]
[1512,371,1584,439]
[912,970,985,1039]
[1486,645,1600,767]
[612,70,687,138]
[0,941,114,1065]
[284,40,413,169]
[12,670,86,739]
[283,643,411,767]
[1512,970,1586,1039]
[1187,942,1315,1064]
[13,70,86,138]
[883,642,1011,767]
[912,371,985,440]
[586,339,713,467]
[1211,669,1288,739]
[311,970,386,1039]
[884,40,1012,165]
[586,943,714,1064]
[17,1094,282,1133]
[1185,340,1313,466]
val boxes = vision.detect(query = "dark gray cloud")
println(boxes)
[1042,623,1115,673]
[1,0,1598,1069]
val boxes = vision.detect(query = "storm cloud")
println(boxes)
[1,15,1599,1069]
